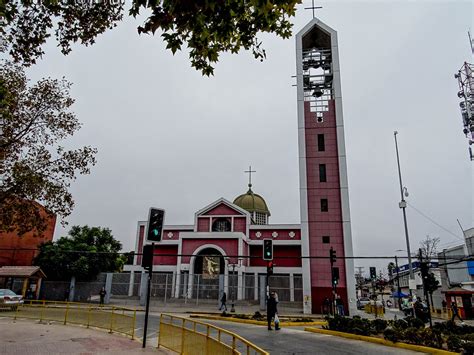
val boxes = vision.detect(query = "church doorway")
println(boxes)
[192,247,225,301]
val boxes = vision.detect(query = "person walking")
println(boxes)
[99,287,106,305]
[219,291,227,312]
[335,295,344,316]
[450,301,464,324]
[267,291,280,330]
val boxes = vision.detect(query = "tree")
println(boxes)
[0,62,97,235]
[1,0,300,75]
[419,235,440,262]
[34,226,125,281]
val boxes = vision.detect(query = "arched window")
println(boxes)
[212,218,231,232]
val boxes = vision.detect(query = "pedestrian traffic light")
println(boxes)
[141,244,154,270]
[332,267,339,286]
[267,261,274,276]
[329,247,336,264]
[146,208,165,242]
[263,239,273,261]
[370,267,377,280]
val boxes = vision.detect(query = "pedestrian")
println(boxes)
[219,291,227,312]
[323,297,331,315]
[99,287,106,305]
[414,297,427,322]
[335,295,344,316]
[64,287,70,302]
[442,299,447,311]
[267,291,280,330]
[450,301,464,324]
[25,287,34,300]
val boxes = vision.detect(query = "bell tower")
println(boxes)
[296,18,356,315]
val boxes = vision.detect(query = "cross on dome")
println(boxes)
[244,165,256,189]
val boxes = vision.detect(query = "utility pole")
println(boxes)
[394,131,414,295]
[395,256,402,310]
[418,248,433,328]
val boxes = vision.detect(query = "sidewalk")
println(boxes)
[0,318,171,355]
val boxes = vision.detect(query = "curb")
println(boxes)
[304,327,458,355]
[190,314,326,327]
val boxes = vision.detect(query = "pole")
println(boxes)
[231,264,236,313]
[418,249,433,328]
[394,131,414,296]
[395,256,402,310]
[330,247,335,316]
[142,242,154,348]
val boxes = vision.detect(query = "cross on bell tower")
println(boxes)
[304,0,323,18]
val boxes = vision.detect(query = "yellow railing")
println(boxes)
[158,313,269,355]
[0,300,136,339]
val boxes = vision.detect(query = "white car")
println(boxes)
[0,289,24,310]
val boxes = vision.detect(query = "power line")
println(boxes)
[406,202,465,241]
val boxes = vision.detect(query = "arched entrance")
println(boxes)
[189,247,226,301]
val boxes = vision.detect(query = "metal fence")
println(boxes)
[1,300,136,338]
[32,272,304,308]
[158,313,269,355]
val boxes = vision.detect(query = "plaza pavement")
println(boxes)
[0,317,171,355]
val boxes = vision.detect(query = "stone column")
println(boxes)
[105,273,113,304]
[139,272,148,306]
[289,273,295,302]
[128,271,135,297]
[254,272,258,301]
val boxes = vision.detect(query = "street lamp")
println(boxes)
[394,131,414,295]
[226,258,243,313]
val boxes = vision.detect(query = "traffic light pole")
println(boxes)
[395,256,402,311]
[330,247,336,316]
[418,249,432,328]
[142,243,154,348]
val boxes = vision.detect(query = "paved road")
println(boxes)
[135,313,423,354]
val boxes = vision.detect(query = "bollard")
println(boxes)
[64,302,69,325]
[109,307,115,333]
[87,305,91,328]
[131,309,136,340]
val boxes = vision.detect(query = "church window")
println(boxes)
[319,164,327,182]
[255,212,267,225]
[212,218,231,232]
[317,134,325,152]
[321,198,328,212]
[322,236,330,244]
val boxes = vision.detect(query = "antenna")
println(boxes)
[468,31,474,55]
[469,31,474,55]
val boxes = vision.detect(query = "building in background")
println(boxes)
[438,227,474,319]
[0,202,56,267]
[127,18,355,315]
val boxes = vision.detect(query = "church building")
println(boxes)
[129,17,356,315]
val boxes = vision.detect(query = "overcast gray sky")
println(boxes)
[25,0,473,274]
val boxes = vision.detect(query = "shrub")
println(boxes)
[391,318,409,330]
[251,311,264,321]
[418,328,443,349]
[372,319,388,333]
[383,328,400,343]
[447,335,463,352]
[403,327,423,345]
[404,316,425,329]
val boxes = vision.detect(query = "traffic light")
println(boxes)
[332,267,339,286]
[141,244,154,270]
[146,208,165,242]
[263,239,273,261]
[329,247,336,264]
[419,262,429,280]
[267,261,274,276]
[370,267,377,280]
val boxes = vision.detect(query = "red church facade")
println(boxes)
[128,18,355,315]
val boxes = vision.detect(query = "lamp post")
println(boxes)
[394,131,414,295]
[226,258,242,313]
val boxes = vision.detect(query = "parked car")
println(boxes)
[0,289,24,311]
